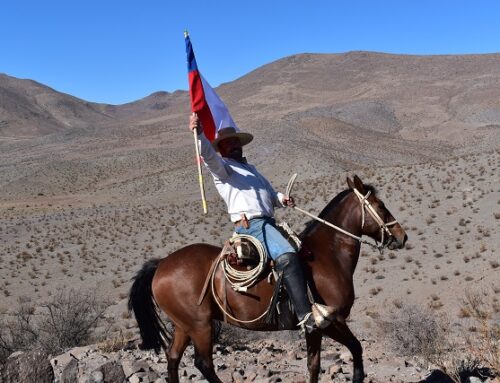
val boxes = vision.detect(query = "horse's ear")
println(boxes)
[353,175,366,193]
[346,177,355,190]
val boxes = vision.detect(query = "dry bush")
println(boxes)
[459,290,500,374]
[378,304,449,363]
[0,289,110,363]
[0,298,38,364]
[377,303,496,382]
[96,329,133,353]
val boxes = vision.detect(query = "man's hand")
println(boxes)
[283,196,295,208]
[189,113,203,134]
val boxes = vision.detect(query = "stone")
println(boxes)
[329,363,343,375]
[99,361,125,382]
[60,358,78,383]
[339,351,352,363]
[91,370,104,383]
[127,375,141,383]
[121,359,150,378]
[68,346,92,361]
[1,350,54,383]
[232,371,244,383]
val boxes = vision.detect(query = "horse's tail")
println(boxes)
[128,258,169,352]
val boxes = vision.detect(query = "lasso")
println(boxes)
[210,234,272,324]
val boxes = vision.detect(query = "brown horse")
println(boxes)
[129,175,407,383]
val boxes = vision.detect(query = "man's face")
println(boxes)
[218,137,243,161]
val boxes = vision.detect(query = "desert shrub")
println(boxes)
[0,289,110,364]
[459,290,500,374]
[0,298,38,364]
[37,289,110,353]
[380,296,499,382]
[378,304,449,363]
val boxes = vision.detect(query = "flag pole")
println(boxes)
[193,125,208,214]
[185,31,208,214]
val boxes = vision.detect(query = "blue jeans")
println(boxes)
[234,217,295,260]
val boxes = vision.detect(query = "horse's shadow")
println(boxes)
[417,368,498,383]
[417,370,454,383]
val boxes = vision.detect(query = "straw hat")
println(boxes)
[212,127,253,151]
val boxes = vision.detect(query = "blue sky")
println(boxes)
[2,1,499,104]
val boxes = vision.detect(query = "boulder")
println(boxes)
[98,361,125,383]
[60,358,78,383]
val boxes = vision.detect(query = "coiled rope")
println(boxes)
[210,234,272,324]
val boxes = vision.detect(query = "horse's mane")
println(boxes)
[299,184,378,238]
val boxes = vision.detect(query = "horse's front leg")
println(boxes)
[323,320,364,383]
[306,330,322,383]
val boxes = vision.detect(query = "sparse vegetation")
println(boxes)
[0,289,110,363]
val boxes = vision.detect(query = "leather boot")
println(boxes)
[274,252,316,333]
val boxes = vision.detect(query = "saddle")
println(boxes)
[198,222,335,330]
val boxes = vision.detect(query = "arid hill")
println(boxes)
[1,52,499,202]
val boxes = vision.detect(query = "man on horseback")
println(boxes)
[189,113,316,333]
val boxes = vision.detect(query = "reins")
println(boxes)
[205,175,400,324]
[287,174,398,253]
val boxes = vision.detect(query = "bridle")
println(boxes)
[287,174,399,253]
[351,187,399,250]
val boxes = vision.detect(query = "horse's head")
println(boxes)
[347,175,408,250]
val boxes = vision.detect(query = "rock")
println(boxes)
[322,351,341,363]
[60,358,78,383]
[99,361,125,382]
[69,346,93,360]
[339,351,352,363]
[128,371,159,383]
[91,370,104,383]
[121,359,151,378]
[232,371,244,382]
[329,363,343,375]
[1,350,54,383]
[216,362,227,371]
[405,360,414,367]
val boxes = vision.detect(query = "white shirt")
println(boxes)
[199,133,285,222]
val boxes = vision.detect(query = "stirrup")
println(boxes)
[312,303,337,329]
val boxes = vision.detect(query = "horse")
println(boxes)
[129,175,408,383]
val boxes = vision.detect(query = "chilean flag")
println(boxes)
[185,31,238,142]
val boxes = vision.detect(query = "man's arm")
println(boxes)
[255,168,295,208]
[189,114,230,180]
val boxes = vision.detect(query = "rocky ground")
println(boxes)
[1,149,499,382]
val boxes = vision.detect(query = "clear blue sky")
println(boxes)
[2,0,499,104]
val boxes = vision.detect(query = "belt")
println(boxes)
[234,214,270,229]
[234,214,250,229]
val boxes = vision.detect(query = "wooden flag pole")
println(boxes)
[193,128,208,214]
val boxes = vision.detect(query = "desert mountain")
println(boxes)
[0,52,499,201]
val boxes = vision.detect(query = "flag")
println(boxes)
[185,31,238,142]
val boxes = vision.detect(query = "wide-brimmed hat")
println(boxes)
[212,127,254,151]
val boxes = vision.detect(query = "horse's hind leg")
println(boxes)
[167,326,190,383]
[306,330,322,383]
[190,324,222,383]
[324,320,364,383]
